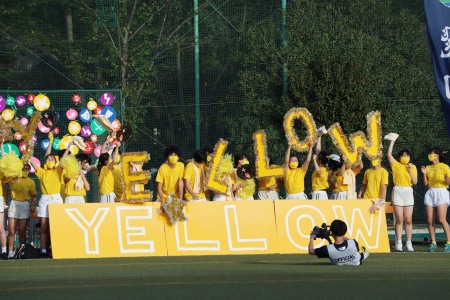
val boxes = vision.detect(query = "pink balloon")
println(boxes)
[66,108,78,120]
[38,121,51,133]
[94,145,102,157]
[29,157,41,173]
[20,117,29,126]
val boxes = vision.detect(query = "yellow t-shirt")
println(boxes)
[312,166,329,191]
[36,166,63,195]
[156,162,185,200]
[0,172,4,195]
[183,162,206,200]
[99,167,115,195]
[363,167,389,199]
[65,175,86,197]
[10,177,37,201]
[391,161,417,187]
[332,171,347,193]
[259,176,279,191]
[285,167,306,194]
[113,164,124,201]
[425,163,450,188]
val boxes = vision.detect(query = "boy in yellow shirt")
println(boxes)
[184,150,207,202]
[358,158,389,200]
[156,145,185,209]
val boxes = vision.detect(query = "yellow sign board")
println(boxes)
[49,200,390,259]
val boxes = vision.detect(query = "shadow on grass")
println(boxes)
[243,261,331,266]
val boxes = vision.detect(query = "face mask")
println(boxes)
[371,159,380,167]
[428,154,437,162]
[46,161,56,169]
[289,162,299,169]
[241,159,249,165]
[400,156,410,165]
[168,155,179,164]
[207,155,212,162]
[22,171,29,178]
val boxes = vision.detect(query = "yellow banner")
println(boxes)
[49,200,389,259]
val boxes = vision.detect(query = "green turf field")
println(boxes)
[1,243,449,299]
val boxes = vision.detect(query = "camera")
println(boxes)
[311,223,332,243]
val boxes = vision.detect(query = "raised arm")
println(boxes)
[387,138,397,166]
[312,154,321,174]
[284,143,292,166]
[45,132,54,157]
[302,143,314,172]
[108,142,121,170]
[315,132,323,156]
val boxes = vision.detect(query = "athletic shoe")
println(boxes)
[395,241,402,252]
[428,242,437,252]
[1,252,7,260]
[444,243,450,253]
[406,242,414,252]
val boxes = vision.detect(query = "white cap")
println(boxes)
[327,154,340,162]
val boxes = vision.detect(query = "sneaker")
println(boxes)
[1,252,7,260]
[444,243,450,253]
[406,242,414,252]
[428,242,437,252]
[395,241,402,252]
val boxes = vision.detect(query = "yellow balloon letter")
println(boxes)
[121,152,152,203]
[205,139,229,194]
[328,111,382,168]
[253,130,285,178]
[283,108,317,152]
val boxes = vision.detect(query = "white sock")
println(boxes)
[406,241,412,245]
[397,240,402,245]
[1,247,6,253]
[41,249,47,253]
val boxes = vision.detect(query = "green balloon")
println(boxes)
[6,96,15,106]
[0,143,20,157]
[52,138,61,150]
[27,107,34,116]
[90,119,106,135]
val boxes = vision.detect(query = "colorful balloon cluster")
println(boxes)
[0,92,120,162]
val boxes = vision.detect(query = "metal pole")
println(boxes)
[194,0,201,149]
[281,0,287,97]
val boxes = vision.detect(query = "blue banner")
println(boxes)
[425,0,450,135]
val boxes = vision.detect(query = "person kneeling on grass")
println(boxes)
[308,219,369,266]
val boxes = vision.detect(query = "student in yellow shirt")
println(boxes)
[328,154,364,200]
[64,154,91,204]
[358,158,389,200]
[421,147,450,253]
[97,142,121,203]
[311,132,329,200]
[156,145,185,210]
[232,154,255,200]
[284,141,313,200]
[29,153,65,258]
[387,136,418,252]
[258,156,281,200]
[184,150,207,202]
[6,163,37,258]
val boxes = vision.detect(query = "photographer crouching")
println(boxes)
[308,219,369,266]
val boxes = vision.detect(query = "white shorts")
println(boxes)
[38,194,63,218]
[213,194,232,201]
[392,186,414,207]
[100,192,116,203]
[258,190,279,200]
[8,200,30,219]
[65,196,86,204]
[0,196,5,213]
[424,188,450,207]
[286,192,308,200]
[311,190,328,200]
[330,191,348,200]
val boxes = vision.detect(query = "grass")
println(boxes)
[1,242,450,299]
